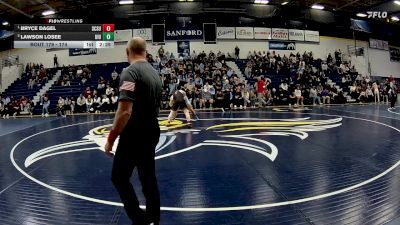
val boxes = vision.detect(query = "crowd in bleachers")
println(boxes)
[1,48,399,118]
[43,63,119,117]
[24,63,52,89]
[349,74,398,104]
[0,62,57,118]
[0,95,35,118]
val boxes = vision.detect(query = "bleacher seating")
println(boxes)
[235,59,358,100]
[37,62,129,114]
[235,59,290,89]
[1,73,41,100]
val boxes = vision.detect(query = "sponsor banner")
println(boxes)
[383,41,389,50]
[289,29,304,41]
[69,48,97,57]
[166,25,203,40]
[177,41,190,57]
[269,41,296,50]
[235,27,254,39]
[132,28,152,41]
[304,30,320,42]
[254,27,272,40]
[369,38,377,49]
[114,29,132,42]
[369,38,389,51]
[217,27,235,39]
[390,47,400,62]
[271,28,289,40]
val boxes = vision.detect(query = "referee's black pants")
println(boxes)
[112,125,160,224]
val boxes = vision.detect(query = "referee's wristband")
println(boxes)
[108,129,118,144]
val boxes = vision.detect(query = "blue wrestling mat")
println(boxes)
[0,105,400,225]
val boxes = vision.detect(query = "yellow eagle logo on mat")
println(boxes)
[24,117,342,168]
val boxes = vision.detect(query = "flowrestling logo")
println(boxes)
[367,11,388,19]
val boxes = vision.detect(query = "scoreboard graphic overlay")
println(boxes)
[14,22,115,49]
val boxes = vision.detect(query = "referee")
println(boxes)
[105,37,162,225]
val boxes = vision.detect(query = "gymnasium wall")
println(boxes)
[1,36,399,78]
[0,64,23,92]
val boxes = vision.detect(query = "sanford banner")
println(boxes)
[69,48,97,56]
[166,25,203,40]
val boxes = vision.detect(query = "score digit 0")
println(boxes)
[102,24,115,32]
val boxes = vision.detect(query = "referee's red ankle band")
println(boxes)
[108,130,118,144]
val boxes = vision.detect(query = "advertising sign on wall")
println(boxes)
[369,38,389,51]
[254,27,272,40]
[269,41,296,50]
[235,27,254,39]
[304,30,320,42]
[166,25,203,40]
[289,29,305,41]
[217,27,235,39]
[114,29,133,42]
[271,28,289,40]
[390,47,400,62]
[69,48,97,57]
[177,41,190,57]
[132,28,152,41]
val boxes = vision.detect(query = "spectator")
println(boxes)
[97,76,106,95]
[76,94,86,113]
[256,76,267,107]
[201,82,215,108]
[93,94,102,113]
[158,46,165,58]
[56,97,66,117]
[70,97,76,114]
[28,78,35,89]
[235,46,240,59]
[86,95,93,112]
[100,94,110,112]
[310,87,321,105]
[0,100,9,119]
[110,93,118,112]
[41,93,50,117]
[372,82,380,103]
[54,54,58,67]
[84,87,92,98]
[321,88,331,104]
[232,86,243,108]
[160,90,169,110]
[105,85,114,99]
[294,86,304,106]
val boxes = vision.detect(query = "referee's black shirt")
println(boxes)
[118,61,162,134]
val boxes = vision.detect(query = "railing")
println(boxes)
[1,55,20,67]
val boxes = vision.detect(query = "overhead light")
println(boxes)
[254,0,269,4]
[282,1,288,5]
[2,21,9,26]
[187,0,194,1]
[356,13,367,17]
[392,16,400,21]
[311,4,324,10]
[119,0,134,4]
[395,0,400,6]
[42,10,55,16]
[179,0,185,1]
